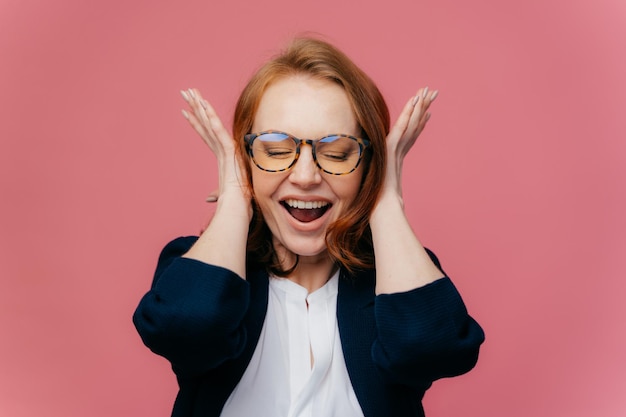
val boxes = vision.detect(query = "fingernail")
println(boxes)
[430,90,439,101]
[423,86,429,97]
[412,95,419,106]
[180,90,189,101]
[205,196,218,202]
[188,89,196,99]
[201,99,208,109]
[181,109,190,119]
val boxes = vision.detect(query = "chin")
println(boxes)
[277,235,328,259]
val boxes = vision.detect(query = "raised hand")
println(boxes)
[382,87,438,199]
[179,88,251,276]
[370,87,443,294]
[180,88,250,210]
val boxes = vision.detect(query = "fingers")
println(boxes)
[412,87,437,117]
[194,91,229,140]
[391,87,438,139]
[180,87,247,201]
[407,87,438,136]
[181,88,211,130]
[389,95,417,139]
[181,89,210,141]
[180,88,234,155]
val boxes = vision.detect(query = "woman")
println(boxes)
[134,37,484,417]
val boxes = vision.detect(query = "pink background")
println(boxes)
[1,0,625,416]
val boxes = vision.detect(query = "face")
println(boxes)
[250,75,364,264]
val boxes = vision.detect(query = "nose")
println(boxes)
[288,144,321,188]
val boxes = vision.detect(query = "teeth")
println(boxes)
[285,199,329,209]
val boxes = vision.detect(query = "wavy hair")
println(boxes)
[232,37,390,276]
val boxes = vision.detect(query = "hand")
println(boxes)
[180,88,250,208]
[370,88,444,294]
[383,87,438,198]
[179,89,252,274]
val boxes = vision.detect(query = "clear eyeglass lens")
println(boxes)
[251,133,297,171]
[316,135,361,173]
[251,133,361,174]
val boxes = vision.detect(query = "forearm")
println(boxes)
[373,277,485,386]
[134,243,251,376]
[370,192,444,294]
[183,190,251,278]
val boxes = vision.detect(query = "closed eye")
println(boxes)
[264,147,294,159]
[319,151,350,161]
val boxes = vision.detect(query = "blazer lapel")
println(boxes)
[337,270,382,417]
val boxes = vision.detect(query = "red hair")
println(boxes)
[233,37,390,275]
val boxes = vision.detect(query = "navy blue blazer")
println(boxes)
[134,237,484,417]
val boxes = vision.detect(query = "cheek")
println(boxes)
[330,172,364,211]
[346,181,362,204]
[251,175,267,207]
[250,163,266,197]
[345,169,365,200]
[251,169,282,209]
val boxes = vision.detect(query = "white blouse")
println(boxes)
[220,271,364,417]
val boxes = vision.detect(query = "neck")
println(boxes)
[289,256,337,293]
[275,247,337,293]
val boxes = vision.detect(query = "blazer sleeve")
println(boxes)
[371,250,485,389]
[132,236,251,377]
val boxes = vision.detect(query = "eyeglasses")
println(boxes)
[244,130,370,175]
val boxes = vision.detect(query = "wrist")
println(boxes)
[371,191,404,224]
[216,189,253,222]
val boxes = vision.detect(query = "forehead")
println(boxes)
[252,75,359,138]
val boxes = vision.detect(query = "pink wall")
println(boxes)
[1,0,624,416]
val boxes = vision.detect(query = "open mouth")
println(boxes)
[282,199,331,223]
